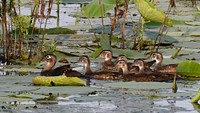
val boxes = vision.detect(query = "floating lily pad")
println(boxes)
[32,86,103,95]
[176,60,200,78]
[103,81,172,89]
[185,22,200,26]
[32,76,86,86]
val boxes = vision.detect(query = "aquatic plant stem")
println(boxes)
[109,0,118,46]
[154,0,173,51]
[172,74,178,93]
[136,17,144,51]
[56,0,60,27]
[121,0,128,49]
[99,0,104,34]
[2,0,11,62]
[41,0,53,52]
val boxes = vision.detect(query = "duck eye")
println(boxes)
[46,55,51,59]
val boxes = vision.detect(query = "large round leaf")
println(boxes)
[134,0,172,26]
[176,60,200,78]
[82,0,117,18]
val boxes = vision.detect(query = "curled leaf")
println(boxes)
[32,76,86,86]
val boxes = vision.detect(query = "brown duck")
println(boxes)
[37,54,82,77]
[115,59,175,82]
[99,50,117,71]
[78,55,123,80]
[116,55,155,71]
[150,52,177,74]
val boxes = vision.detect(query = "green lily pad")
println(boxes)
[185,22,200,26]
[100,34,111,50]
[103,81,172,89]
[9,93,48,100]
[82,0,120,17]
[176,60,200,78]
[32,76,86,86]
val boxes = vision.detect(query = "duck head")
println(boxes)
[99,50,113,61]
[117,55,128,61]
[151,52,163,66]
[133,59,145,73]
[78,55,92,75]
[115,60,129,75]
[36,54,57,71]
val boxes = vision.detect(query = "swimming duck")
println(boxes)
[78,55,123,80]
[116,55,134,69]
[116,54,155,69]
[115,59,174,82]
[38,54,82,77]
[150,52,177,74]
[132,59,154,73]
[99,50,117,71]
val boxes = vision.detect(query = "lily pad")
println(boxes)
[185,22,200,26]
[103,81,172,89]
[82,0,119,18]
[176,60,200,78]
[32,76,86,86]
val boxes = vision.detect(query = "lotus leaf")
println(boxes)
[176,60,200,78]
[32,76,86,86]
[82,0,122,17]
[134,0,172,26]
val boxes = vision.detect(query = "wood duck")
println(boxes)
[116,55,134,69]
[99,50,117,71]
[115,59,175,82]
[78,55,123,80]
[150,52,177,74]
[132,59,153,73]
[37,54,82,77]
[116,55,155,72]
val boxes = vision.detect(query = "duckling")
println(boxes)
[150,52,177,74]
[116,55,133,69]
[38,54,82,77]
[116,55,155,72]
[99,50,116,70]
[115,59,174,82]
[132,59,153,73]
[78,55,123,80]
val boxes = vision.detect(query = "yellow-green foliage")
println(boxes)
[134,0,172,26]
[192,89,200,103]
[32,76,86,86]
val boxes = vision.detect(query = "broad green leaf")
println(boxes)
[32,76,86,86]
[88,47,103,58]
[100,34,111,50]
[82,0,117,17]
[32,86,103,95]
[134,0,172,26]
[9,93,48,100]
[176,60,200,78]
[192,89,200,103]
